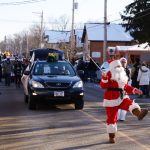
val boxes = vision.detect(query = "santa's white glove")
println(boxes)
[133,88,143,95]
[102,72,107,77]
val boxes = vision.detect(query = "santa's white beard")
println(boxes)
[110,67,128,89]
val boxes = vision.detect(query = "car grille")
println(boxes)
[45,82,71,89]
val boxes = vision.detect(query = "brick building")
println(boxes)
[81,23,135,65]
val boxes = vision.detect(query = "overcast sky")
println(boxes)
[0,0,133,41]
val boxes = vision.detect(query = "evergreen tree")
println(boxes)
[121,0,150,44]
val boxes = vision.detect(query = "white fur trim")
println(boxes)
[106,123,117,133]
[123,95,129,99]
[103,98,122,107]
[103,95,129,107]
[120,57,127,63]
[118,109,127,120]
[101,79,108,83]
[129,101,141,114]
[109,60,122,70]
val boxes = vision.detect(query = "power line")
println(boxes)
[0,18,70,25]
[0,0,46,6]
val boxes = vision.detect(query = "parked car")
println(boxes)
[21,48,84,110]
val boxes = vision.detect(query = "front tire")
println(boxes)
[28,94,36,110]
[75,99,84,110]
[24,94,28,103]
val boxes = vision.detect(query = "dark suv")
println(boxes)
[22,51,84,110]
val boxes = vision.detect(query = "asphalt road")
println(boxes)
[0,81,149,150]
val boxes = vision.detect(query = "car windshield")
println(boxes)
[33,61,76,76]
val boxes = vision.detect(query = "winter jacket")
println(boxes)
[137,65,150,85]
[100,71,136,107]
[3,61,12,74]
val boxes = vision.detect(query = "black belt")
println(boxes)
[107,88,123,99]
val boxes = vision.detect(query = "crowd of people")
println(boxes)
[74,56,150,99]
[0,57,29,87]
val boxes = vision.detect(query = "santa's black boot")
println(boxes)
[132,108,148,120]
[109,133,115,143]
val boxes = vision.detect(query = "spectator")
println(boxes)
[0,56,2,82]
[137,61,150,98]
[87,59,98,82]
[22,58,29,75]
[131,58,140,88]
[14,59,22,87]
[0,64,2,82]
[76,59,85,81]
[3,58,12,86]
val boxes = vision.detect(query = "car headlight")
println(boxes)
[73,81,83,88]
[31,80,44,88]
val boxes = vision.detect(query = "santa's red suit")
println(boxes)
[100,60,141,134]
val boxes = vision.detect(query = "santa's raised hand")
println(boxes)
[133,88,143,95]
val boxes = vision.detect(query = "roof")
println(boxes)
[44,29,84,48]
[115,46,133,52]
[116,43,150,52]
[84,23,133,42]
[44,30,70,44]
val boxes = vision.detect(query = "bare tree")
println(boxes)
[50,15,70,31]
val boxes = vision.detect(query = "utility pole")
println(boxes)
[103,0,107,62]
[71,0,75,57]
[70,0,78,60]
[26,32,29,58]
[19,39,22,58]
[32,11,44,48]
[40,11,44,48]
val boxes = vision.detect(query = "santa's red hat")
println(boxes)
[120,57,127,64]
[109,59,122,70]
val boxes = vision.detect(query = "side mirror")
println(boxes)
[100,62,109,73]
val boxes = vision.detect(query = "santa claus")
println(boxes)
[100,59,148,143]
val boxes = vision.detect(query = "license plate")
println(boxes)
[54,91,64,97]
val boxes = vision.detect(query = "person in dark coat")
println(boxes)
[131,58,140,88]
[3,58,12,86]
[76,59,85,81]
[14,59,22,87]
[87,59,98,82]
[0,56,2,82]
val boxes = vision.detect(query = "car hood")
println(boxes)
[31,75,80,83]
